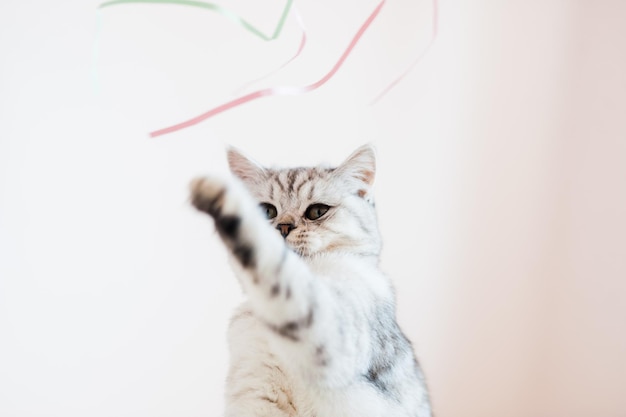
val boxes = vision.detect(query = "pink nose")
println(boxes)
[277,223,295,238]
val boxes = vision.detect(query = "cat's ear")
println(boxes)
[227,146,266,184]
[335,144,376,198]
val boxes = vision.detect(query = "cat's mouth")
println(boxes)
[285,237,319,258]
[287,242,312,257]
[284,230,329,257]
[287,237,337,258]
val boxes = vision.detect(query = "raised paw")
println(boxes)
[190,176,257,269]
[190,176,227,218]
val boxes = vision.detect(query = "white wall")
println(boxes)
[1,1,625,416]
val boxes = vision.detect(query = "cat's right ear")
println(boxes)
[334,144,377,200]
[227,146,266,184]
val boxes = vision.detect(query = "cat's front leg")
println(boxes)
[190,176,316,335]
[191,176,372,390]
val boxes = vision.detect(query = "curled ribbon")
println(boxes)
[232,8,307,95]
[98,0,436,137]
[150,0,386,138]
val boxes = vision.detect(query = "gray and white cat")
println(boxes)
[190,145,431,417]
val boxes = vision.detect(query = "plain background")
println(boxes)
[1,1,625,416]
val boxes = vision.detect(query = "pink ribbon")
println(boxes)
[232,9,307,95]
[150,0,386,138]
[370,0,438,104]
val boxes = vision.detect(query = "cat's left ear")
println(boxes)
[227,146,266,185]
[335,144,376,199]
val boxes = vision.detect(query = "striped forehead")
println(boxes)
[267,167,333,202]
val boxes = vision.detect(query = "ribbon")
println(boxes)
[370,0,438,104]
[232,8,307,95]
[99,0,294,42]
[150,0,386,138]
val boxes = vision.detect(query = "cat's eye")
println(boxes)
[259,203,277,220]
[304,204,330,220]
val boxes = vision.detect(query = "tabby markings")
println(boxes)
[191,186,256,269]
[269,309,314,342]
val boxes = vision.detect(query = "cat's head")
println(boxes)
[228,145,381,258]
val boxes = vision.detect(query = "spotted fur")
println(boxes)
[190,145,431,417]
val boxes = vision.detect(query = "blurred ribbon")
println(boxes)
[150,0,386,138]
[92,11,103,95]
[370,0,438,104]
[99,0,294,41]
[95,0,296,95]
[232,8,307,95]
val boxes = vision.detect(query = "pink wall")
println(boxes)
[417,2,626,416]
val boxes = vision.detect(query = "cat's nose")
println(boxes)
[276,223,296,238]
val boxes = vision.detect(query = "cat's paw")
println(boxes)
[190,175,258,269]
[190,176,227,218]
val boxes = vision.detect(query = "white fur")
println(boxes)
[191,145,431,417]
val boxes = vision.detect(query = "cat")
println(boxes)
[189,144,432,417]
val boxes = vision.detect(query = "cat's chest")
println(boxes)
[252,326,408,417]
[290,380,410,417]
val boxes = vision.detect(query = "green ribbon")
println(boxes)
[99,0,293,41]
